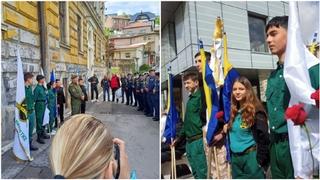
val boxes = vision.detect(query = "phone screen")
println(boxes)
[114,144,120,179]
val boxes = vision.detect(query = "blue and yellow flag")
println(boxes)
[199,40,220,146]
[222,33,239,124]
[222,33,239,162]
[164,73,179,144]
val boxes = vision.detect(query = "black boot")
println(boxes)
[36,134,45,144]
[42,132,50,139]
[30,141,39,151]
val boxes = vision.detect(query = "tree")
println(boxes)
[155,16,160,25]
[139,64,151,73]
[104,28,114,38]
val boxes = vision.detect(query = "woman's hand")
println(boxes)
[113,138,130,179]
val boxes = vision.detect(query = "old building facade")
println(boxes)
[1,1,107,145]
[107,11,160,74]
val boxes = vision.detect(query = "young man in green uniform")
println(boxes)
[173,72,207,179]
[265,16,294,178]
[24,72,38,151]
[68,75,84,115]
[34,75,50,144]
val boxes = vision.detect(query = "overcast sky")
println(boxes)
[105,1,159,16]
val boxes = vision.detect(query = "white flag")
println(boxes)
[284,2,319,178]
[42,107,50,126]
[12,49,32,161]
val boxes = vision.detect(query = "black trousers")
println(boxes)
[126,89,133,105]
[137,92,143,110]
[91,86,98,100]
[112,88,118,102]
[81,102,86,113]
[133,88,137,106]
[58,103,64,123]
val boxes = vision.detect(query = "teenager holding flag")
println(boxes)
[224,76,269,178]
[34,75,50,144]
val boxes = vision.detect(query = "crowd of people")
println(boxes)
[82,69,160,121]
[24,69,160,152]
[168,15,319,179]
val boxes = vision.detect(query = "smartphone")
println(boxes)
[114,144,120,179]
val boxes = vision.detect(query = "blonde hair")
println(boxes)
[50,114,113,178]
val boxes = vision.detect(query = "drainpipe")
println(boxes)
[38,2,50,80]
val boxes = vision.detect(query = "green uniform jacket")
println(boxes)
[25,85,35,114]
[68,83,84,115]
[180,89,203,139]
[266,63,290,134]
[33,84,47,132]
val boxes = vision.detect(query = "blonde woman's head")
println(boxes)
[50,114,113,178]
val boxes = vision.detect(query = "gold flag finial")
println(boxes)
[213,17,223,39]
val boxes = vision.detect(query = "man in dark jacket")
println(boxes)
[120,74,127,103]
[55,79,65,127]
[126,73,134,105]
[88,74,99,102]
[79,78,88,113]
[101,75,110,101]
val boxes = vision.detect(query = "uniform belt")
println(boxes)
[35,100,46,102]
[270,132,289,143]
[232,145,257,156]
[186,134,203,143]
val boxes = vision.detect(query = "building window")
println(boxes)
[125,53,130,58]
[248,13,268,52]
[59,2,67,44]
[77,14,83,52]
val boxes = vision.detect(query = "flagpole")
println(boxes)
[213,146,220,178]
[207,146,212,178]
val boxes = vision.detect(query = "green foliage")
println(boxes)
[139,64,151,73]
[104,28,114,37]
[155,16,160,25]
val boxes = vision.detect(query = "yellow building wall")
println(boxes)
[44,1,105,67]
[2,1,106,68]
[2,2,39,35]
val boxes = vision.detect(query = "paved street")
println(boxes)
[1,98,159,179]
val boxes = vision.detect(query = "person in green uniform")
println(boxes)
[173,72,207,179]
[34,75,50,144]
[265,16,294,178]
[68,75,84,115]
[47,81,57,135]
[24,72,38,151]
[225,76,270,178]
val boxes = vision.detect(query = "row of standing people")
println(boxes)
[96,70,160,121]
[24,73,66,152]
[171,16,319,179]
